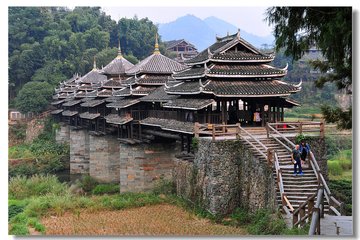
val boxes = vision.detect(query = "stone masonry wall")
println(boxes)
[69,128,90,174]
[89,134,120,183]
[120,141,178,193]
[174,138,276,215]
[55,123,70,144]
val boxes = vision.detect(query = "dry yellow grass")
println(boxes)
[41,203,247,236]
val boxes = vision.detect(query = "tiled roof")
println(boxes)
[104,114,133,125]
[136,74,171,85]
[207,64,286,77]
[51,100,65,105]
[106,99,140,109]
[126,53,186,74]
[211,51,273,62]
[185,31,272,65]
[203,80,300,97]
[166,79,299,97]
[163,98,215,110]
[75,91,97,98]
[79,84,96,91]
[97,89,113,97]
[185,40,231,64]
[141,117,194,134]
[164,39,196,49]
[113,87,131,97]
[62,110,78,116]
[80,99,105,107]
[62,99,82,107]
[51,109,63,114]
[105,96,124,103]
[101,56,134,75]
[60,86,78,92]
[165,81,204,94]
[79,69,107,84]
[131,86,157,96]
[102,79,124,88]
[79,112,100,120]
[173,66,205,79]
[120,76,137,86]
[140,87,179,102]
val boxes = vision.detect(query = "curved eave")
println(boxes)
[205,73,287,78]
[165,90,202,95]
[185,59,209,66]
[210,58,274,63]
[201,90,292,98]
[173,74,205,80]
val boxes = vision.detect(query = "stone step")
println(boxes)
[281,184,319,189]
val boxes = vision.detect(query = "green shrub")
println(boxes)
[77,175,99,193]
[9,175,68,199]
[329,180,352,215]
[328,161,343,176]
[229,207,252,225]
[152,178,176,195]
[9,204,26,221]
[92,184,119,195]
[27,218,45,233]
[247,209,286,235]
[9,223,29,235]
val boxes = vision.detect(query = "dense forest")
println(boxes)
[9,7,341,114]
[8,7,169,112]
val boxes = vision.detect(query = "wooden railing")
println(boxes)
[274,151,294,214]
[267,121,325,138]
[194,123,241,141]
[267,121,344,231]
[309,151,344,216]
[309,188,325,235]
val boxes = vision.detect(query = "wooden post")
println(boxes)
[138,123,142,140]
[194,122,200,138]
[266,122,269,138]
[212,127,215,141]
[309,198,314,214]
[293,211,298,226]
[299,207,305,227]
[320,119,325,138]
[181,135,184,151]
[235,123,240,139]
[187,135,191,153]
[299,122,303,135]
[267,149,273,166]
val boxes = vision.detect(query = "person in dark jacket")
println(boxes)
[291,144,303,176]
[299,140,311,165]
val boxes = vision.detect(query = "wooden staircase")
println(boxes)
[238,128,330,214]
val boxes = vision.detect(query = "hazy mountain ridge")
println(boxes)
[159,14,274,51]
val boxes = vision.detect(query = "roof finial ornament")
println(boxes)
[117,34,123,59]
[237,28,241,39]
[93,56,97,70]
[227,31,229,37]
[154,32,160,54]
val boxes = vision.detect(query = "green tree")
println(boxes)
[15,82,53,113]
[266,7,352,129]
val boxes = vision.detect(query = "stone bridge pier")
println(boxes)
[66,128,178,191]
[69,128,90,174]
[55,122,70,144]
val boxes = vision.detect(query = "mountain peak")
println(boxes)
[159,15,274,51]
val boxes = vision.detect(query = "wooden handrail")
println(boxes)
[267,124,296,148]
[309,151,343,216]
[309,188,324,235]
